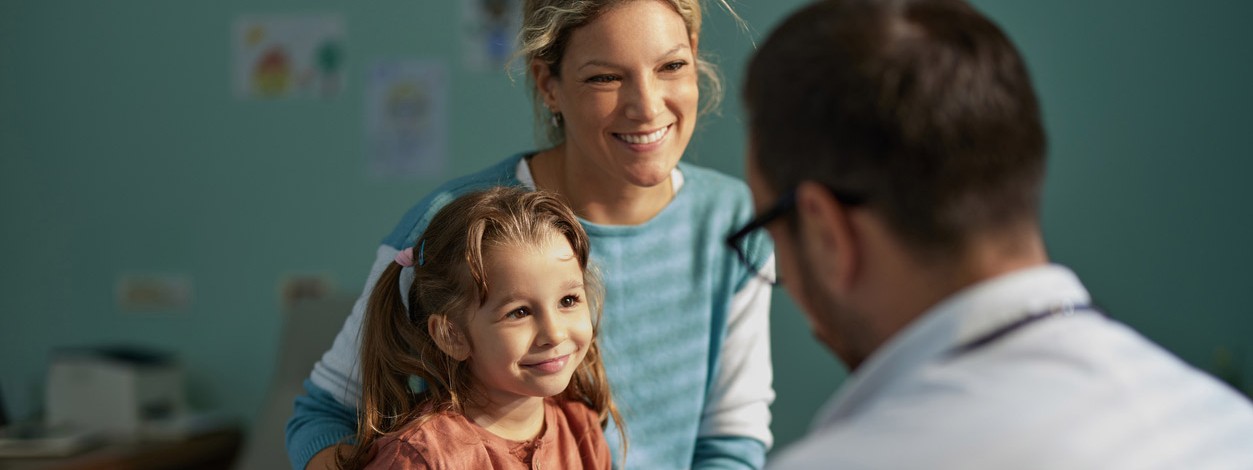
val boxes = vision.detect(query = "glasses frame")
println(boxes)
[726,185,865,286]
[725,189,795,286]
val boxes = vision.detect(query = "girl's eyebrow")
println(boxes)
[576,44,690,72]
[486,280,585,311]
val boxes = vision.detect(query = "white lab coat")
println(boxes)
[770,265,1253,469]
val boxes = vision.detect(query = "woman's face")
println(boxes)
[536,0,700,189]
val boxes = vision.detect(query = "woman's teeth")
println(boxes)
[616,126,667,145]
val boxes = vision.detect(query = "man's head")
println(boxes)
[741,0,1048,367]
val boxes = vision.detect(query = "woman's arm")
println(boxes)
[693,255,776,470]
[286,246,399,469]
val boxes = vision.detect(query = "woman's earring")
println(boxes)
[550,111,563,128]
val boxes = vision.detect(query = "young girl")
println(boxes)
[340,187,624,469]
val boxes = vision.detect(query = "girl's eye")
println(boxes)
[662,60,687,72]
[560,295,581,308]
[505,308,530,320]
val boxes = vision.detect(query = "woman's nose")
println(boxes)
[623,77,663,122]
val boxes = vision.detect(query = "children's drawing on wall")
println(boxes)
[365,60,449,179]
[233,13,345,99]
[462,0,522,72]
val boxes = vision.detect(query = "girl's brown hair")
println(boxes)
[339,186,623,469]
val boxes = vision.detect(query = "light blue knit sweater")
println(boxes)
[286,153,775,469]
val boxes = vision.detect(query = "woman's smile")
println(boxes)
[613,124,672,150]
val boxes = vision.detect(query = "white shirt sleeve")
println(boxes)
[308,244,399,407]
[699,254,777,448]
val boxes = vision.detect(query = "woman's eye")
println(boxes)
[662,61,687,72]
[560,295,581,308]
[586,74,618,84]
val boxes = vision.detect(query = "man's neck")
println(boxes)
[852,224,1050,368]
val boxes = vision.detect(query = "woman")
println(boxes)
[287,1,775,468]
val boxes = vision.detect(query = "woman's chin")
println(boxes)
[621,161,679,188]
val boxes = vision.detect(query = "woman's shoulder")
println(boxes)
[677,161,752,194]
[381,152,530,249]
[675,161,753,210]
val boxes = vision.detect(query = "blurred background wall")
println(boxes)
[2,0,1250,458]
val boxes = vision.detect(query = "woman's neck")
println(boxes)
[465,395,547,442]
[529,145,674,226]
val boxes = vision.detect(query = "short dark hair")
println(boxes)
[745,0,1046,257]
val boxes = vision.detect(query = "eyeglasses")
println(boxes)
[726,186,865,286]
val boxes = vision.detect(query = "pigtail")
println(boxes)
[561,265,628,463]
[339,260,426,470]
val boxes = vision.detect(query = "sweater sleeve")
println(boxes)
[694,254,776,469]
[285,379,356,469]
[286,246,399,469]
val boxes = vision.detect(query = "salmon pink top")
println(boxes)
[364,397,610,470]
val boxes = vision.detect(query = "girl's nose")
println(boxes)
[535,312,570,346]
[623,77,663,122]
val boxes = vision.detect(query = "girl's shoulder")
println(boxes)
[544,398,612,469]
[389,409,482,447]
[550,396,597,418]
[547,397,604,437]
[373,410,489,466]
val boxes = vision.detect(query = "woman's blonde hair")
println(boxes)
[340,186,623,469]
[515,0,740,145]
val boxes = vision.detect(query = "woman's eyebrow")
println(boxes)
[575,44,690,72]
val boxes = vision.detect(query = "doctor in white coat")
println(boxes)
[730,0,1253,468]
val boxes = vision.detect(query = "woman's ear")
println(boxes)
[530,59,559,112]
[428,314,470,361]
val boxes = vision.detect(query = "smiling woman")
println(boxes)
[287,1,776,469]
[527,0,701,216]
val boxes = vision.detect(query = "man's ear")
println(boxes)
[530,59,559,112]
[795,181,860,295]
[427,314,470,361]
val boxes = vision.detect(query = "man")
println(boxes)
[731,0,1253,467]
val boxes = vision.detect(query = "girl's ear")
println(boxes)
[428,314,470,361]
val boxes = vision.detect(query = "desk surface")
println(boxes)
[0,428,241,470]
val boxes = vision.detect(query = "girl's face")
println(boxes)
[464,232,594,405]
[535,0,699,189]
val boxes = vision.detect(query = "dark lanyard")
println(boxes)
[950,304,1102,357]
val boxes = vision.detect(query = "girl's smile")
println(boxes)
[521,354,571,374]
[464,231,594,407]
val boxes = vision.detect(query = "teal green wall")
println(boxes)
[2,0,1250,457]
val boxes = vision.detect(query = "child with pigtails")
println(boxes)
[340,187,623,469]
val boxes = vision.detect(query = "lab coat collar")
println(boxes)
[811,263,1092,430]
